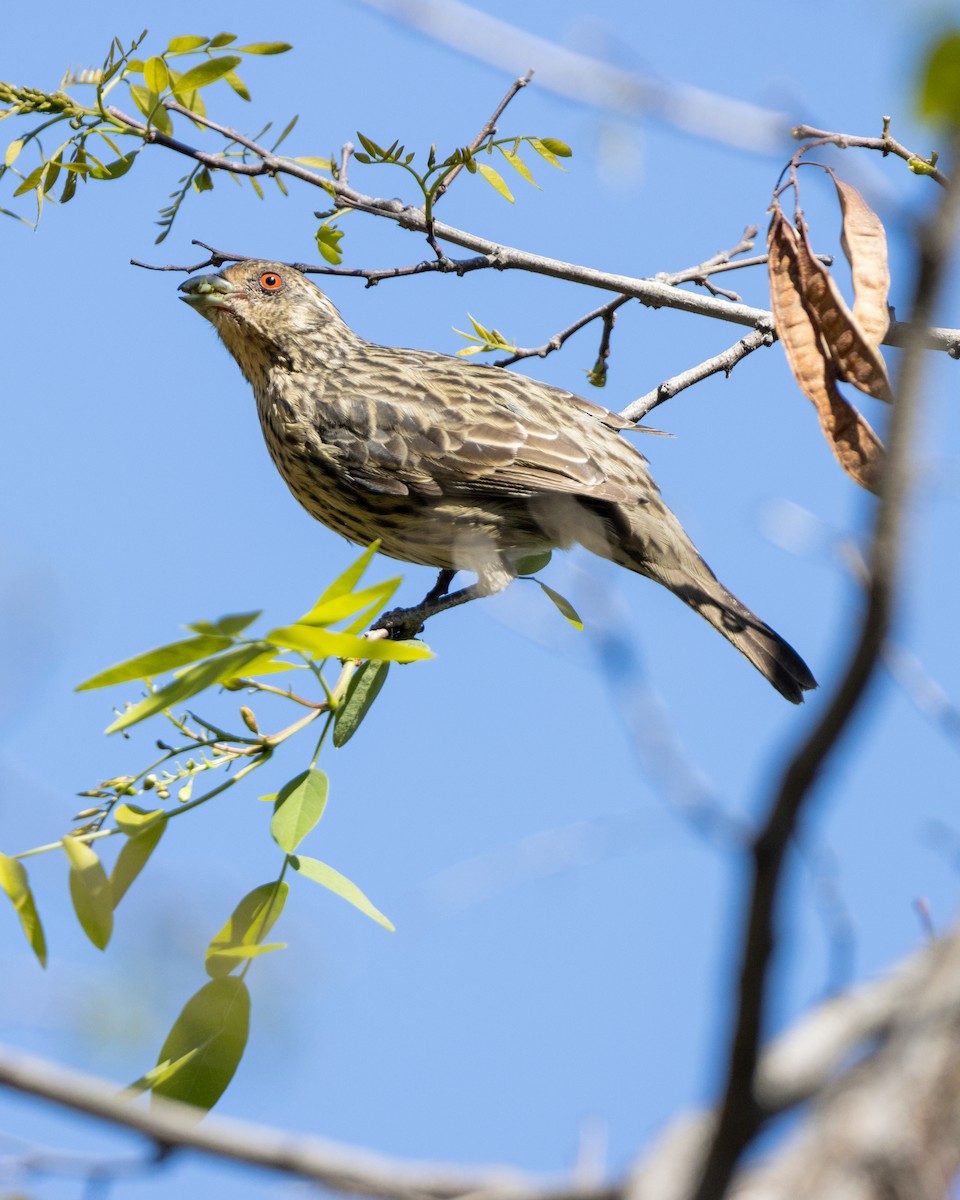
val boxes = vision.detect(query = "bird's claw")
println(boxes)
[371,606,427,642]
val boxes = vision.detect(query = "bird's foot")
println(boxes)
[371,570,481,641]
[372,607,427,642]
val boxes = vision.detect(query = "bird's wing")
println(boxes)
[327,347,650,503]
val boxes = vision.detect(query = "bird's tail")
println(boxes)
[531,494,817,702]
[600,513,817,703]
[648,563,817,703]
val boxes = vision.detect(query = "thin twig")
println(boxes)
[433,69,534,203]
[623,327,773,421]
[658,226,758,286]
[690,129,960,1200]
[339,141,354,187]
[494,295,630,367]
[793,119,948,188]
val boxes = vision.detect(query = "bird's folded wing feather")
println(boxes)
[326,348,649,504]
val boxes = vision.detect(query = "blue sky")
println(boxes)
[2,1,959,1195]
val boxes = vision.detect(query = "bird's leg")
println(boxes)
[422,568,457,606]
[372,570,484,641]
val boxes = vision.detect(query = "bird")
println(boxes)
[179,260,817,703]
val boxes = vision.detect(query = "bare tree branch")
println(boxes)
[623,327,774,421]
[0,1045,616,1200]
[107,105,960,361]
[0,927,946,1200]
[792,120,948,188]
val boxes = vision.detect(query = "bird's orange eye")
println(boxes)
[259,272,283,292]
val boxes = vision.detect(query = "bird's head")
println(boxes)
[179,260,353,377]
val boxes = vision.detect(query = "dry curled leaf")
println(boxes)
[794,218,894,403]
[767,208,885,493]
[833,175,891,348]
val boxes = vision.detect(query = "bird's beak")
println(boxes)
[179,272,241,312]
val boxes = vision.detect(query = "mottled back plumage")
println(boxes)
[180,260,817,703]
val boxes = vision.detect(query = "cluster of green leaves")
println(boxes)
[0,544,420,1110]
[353,129,570,203]
[313,131,571,264]
[1,29,573,265]
[0,30,294,236]
[453,313,519,358]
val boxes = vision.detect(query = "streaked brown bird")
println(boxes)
[179,260,816,703]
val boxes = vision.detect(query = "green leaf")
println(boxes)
[236,42,293,54]
[110,815,166,908]
[513,550,553,576]
[538,137,572,157]
[88,152,139,181]
[166,35,209,55]
[151,977,250,1110]
[0,854,47,967]
[536,581,584,630]
[224,70,251,101]
[587,356,608,388]
[477,162,514,202]
[62,835,113,950]
[128,1046,202,1095]
[105,643,273,734]
[180,88,208,118]
[77,634,232,691]
[297,580,400,628]
[142,90,173,136]
[271,769,329,853]
[919,31,960,123]
[316,224,344,265]
[206,882,288,978]
[205,942,285,960]
[353,152,373,165]
[499,146,538,187]
[128,82,152,119]
[334,661,389,747]
[317,543,381,604]
[271,114,298,151]
[60,170,78,204]
[113,804,165,833]
[220,651,300,681]
[209,32,237,48]
[0,206,38,227]
[265,624,431,663]
[41,160,61,195]
[468,313,492,339]
[5,139,23,167]
[291,855,394,931]
[172,57,243,97]
[186,611,261,637]
[527,137,560,167]
[295,156,332,169]
[356,130,384,157]
[12,165,45,198]
[144,56,169,94]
